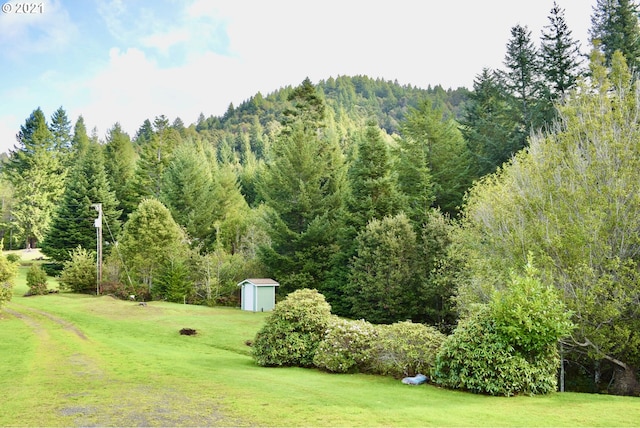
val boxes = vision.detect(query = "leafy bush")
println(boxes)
[313,318,378,373]
[253,289,332,367]
[433,306,560,396]
[314,319,445,377]
[26,264,48,295]
[59,246,96,294]
[0,252,18,309]
[366,321,446,378]
[491,264,574,356]
[5,253,20,263]
[433,267,573,396]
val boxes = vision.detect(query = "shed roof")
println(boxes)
[237,278,280,287]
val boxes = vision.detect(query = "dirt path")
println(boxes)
[5,303,247,427]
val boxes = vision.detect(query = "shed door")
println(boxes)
[242,284,255,311]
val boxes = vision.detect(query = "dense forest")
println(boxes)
[1,0,640,396]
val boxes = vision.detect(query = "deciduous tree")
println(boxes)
[456,51,640,395]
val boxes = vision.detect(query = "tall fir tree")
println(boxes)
[160,141,216,248]
[590,0,640,71]
[103,123,137,221]
[347,120,402,229]
[329,120,402,315]
[541,1,584,99]
[3,108,65,248]
[41,141,121,262]
[398,100,470,218]
[71,116,90,159]
[501,24,550,144]
[461,68,522,178]
[131,116,183,202]
[49,107,72,164]
[258,78,347,296]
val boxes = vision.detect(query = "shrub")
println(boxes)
[252,288,332,367]
[0,252,18,310]
[366,321,446,378]
[433,306,560,396]
[26,264,48,295]
[5,253,20,263]
[59,246,96,294]
[313,318,378,373]
[433,266,573,396]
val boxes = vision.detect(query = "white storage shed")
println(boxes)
[237,278,280,312]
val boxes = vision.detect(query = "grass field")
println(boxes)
[1,250,639,426]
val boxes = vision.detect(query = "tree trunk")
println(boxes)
[610,365,640,396]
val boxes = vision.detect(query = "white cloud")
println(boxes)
[140,28,191,54]
[77,46,257,140]
[0,0,77,57]
[0,114,20,155]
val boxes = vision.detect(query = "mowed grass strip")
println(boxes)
[1,261,639,427]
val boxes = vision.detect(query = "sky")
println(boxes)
[0,0,596,154]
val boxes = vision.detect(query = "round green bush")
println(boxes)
[433,306,560,396]
[5,253,20,263]
[26,264,48,295]
[0,253,18,310]
[252,288,333,367]
[59,247,97,294]
[313,318,378,373]
[366,321,446,378]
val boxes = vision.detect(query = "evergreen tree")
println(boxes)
[3,108,65,248]
[160,141,216,248]
[49,106,72,162]
[501,25,549,143]
[590,0,640,71]
[398,100,471,218]
[347,120,402,229]
[131,116,182,202]
[541,1,584,99]
[328,120,402,315]
[134,119,154,145]
[71,116,90,159]
[258,78,347,296]
[118,198,187,295]
[461,69,521,178]
[104,123,137,221]
[345,214,422,324]
[41,141,121,262]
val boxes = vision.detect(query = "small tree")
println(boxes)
[118,198,188,296]
[252,288,333,367]
[345,214,421,323]
[59,246,96,294]
[26,264,48,295]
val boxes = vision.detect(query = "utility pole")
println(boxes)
[92,203,103,295]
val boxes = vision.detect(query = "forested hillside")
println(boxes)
[1,0,640,397]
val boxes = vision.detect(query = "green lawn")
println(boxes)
[1,256,638,426]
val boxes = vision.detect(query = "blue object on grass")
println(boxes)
[401,373,428,385]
